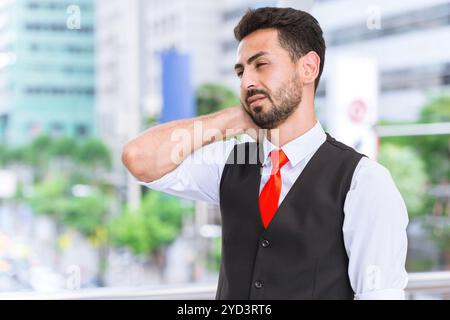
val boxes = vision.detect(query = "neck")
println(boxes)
[267,91,317,147]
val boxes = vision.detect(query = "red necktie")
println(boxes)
[259,149,289,228]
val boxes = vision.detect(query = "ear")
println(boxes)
[300,51,320,89]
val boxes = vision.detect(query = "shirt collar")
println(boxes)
[261,121,327,167]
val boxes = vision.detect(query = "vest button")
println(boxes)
[261,239,270,248]
[254,280,264,289]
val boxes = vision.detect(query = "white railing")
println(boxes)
[0,283,218,300]
[1,272,450,300]
[376,122,450,137]
[405,271,450,299]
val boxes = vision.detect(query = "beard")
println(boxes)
[243,71,303,129]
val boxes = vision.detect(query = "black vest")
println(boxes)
[216,133,364,300]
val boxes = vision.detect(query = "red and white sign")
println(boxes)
[348,99,367,123]
[326,54,378,159]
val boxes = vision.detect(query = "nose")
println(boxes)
[240,69,259,92]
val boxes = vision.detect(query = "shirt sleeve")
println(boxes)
[137,138,240,205]
[343,157,409,300]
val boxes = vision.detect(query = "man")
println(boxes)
[122,7,409,300]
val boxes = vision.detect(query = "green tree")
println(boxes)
[27,177,68,219]
[27,177,107,237]
[196,83,240,116]
[380,94,450,269]
[20,135,114,286]
[0,143,10,166]
[420,95,450,123]
[75,138,112,171]
[382,95,450,184]
[22,134,54,180]
[208,237,222,272]
[423,216,450,268]
[51,136,78,158]
[415,96,450,184]
[109,191,193,280]
[0,144,30,167]
[377,143,429,218]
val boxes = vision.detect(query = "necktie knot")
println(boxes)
[270,149,289,174]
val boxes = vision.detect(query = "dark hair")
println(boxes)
[234,7,326,92]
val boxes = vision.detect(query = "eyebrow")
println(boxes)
[234,51,269,71]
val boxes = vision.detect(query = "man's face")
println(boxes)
[235,28,303,129]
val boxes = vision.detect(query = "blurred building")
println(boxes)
[143,0,223,117]
[0,0,96,145]
[315,0,450,123]
[217,0,450,124]
[95,0,144,207]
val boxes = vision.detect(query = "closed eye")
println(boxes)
[235,63,267,78]
[256,63,267,69]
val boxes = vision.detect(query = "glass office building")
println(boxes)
[0,0,95,145]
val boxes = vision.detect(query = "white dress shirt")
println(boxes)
[138,121,409,300]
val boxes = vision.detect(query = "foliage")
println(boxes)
[27,177,108,237]
[144,115,159,127]
[423,217,450,252]
[109,191,193,256]
[6,135,113,242]
[0,144,9,165]
[75,138,112,171]
[377,143,429,218]
[420,95,450,123]
[381,95,450,184]
[3,134,111,172]
[196,83,240,116]
[51,136,78,158]
[414,96,450,184]
[207,237,222,272]
[380,95,450,268]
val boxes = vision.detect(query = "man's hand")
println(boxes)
[233,104,262,141]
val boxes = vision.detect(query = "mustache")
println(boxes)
[245,88,270,104]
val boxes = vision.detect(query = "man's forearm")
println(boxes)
[122,106,256,183]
